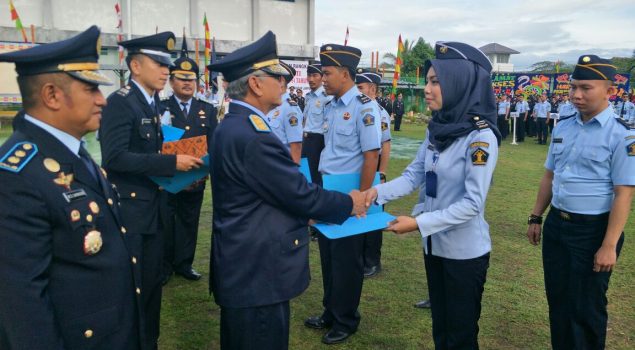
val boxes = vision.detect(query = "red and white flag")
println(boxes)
[115,2,124,66]
[344,26,349,46]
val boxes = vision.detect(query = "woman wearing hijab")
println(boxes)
[364,41,500,349]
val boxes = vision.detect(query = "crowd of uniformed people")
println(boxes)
[0,24,632,350]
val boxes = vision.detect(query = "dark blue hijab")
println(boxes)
[425,59,501,152]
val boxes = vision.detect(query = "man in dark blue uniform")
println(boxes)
[0,26,142,350]
[159,52,217,285]
[392,93,405,131]
[99,32,203,349]
[207,31,367,350]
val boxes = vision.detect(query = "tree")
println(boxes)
[528,60,574,73]
[380,37,435,77]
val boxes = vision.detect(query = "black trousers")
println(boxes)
[161,188,205,274]
[542,209,624,350]
[536,118,548,143]
[140,232,164,349]
[497,115,508,139]
[424,250,490,350]
[220,301,290,350]
[525,116,536,137]
[515,115,526,141]
[301,132,325,186]
[394,114,403,131]
[318,232,365,333]
[363,230,382,268]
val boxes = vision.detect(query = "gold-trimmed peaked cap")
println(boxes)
[206,30,289,82]
[280,60,296,84]
[171,56,198,80]
[572,55,616,81]
[0,25,112,85]
[119,31,176,66]
[319,44,362,70]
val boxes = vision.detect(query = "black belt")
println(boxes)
[551,207,609,223]
[303,131,323,137]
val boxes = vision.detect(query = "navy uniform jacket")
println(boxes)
[210,102,353,308]
[0,116,141,350]
[393,100,405,116]
[160,95,217,191]
[99,82,177,236]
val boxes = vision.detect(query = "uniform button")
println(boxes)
[131,192,136,198]
[107,198,114,205]
[185,126,190,130]
[136,288,141,295]
[157,150,162,154]
[146,133,151,138]
[84,329,93,338]
[121,227,127,234]
[294,239,299,246]
[132,256,137,264]
[86,214,93,222]
[202,123,205,127]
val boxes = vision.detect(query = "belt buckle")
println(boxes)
[559,211,571,221]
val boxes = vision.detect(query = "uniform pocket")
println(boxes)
[579,146,610,178]
[63,306,121,350]
[280,228,310,254]
[334,122,357,151]
[138,124,155,141]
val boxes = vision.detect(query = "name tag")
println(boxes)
[553,138,563,143]
[141,118,153,125]
[63,189,87,203]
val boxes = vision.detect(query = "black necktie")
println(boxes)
[79,145,98,181]
[181,102,188,117]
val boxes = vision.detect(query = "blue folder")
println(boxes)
[312,173,395,239]
[299,158,312,183]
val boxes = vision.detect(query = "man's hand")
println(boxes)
[386,216,418,234]
[593,245,617,272]
[527,223,542,245]
[363,188,378,209]
[176,155,204,171]
[349,190,367,217]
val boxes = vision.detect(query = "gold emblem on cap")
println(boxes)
[357,68,363,73]
[167,38,175,51]
[582,56,591,63]
[326,46,332,51]
[83,230,103,255]
[89,201,100,214]
[439,46,448,54]
[180,61,192,70]
[14,150,26,157]
[43,158,61,173]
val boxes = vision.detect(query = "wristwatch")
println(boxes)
[527,214,543,225]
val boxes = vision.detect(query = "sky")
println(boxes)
[315,0,635,71]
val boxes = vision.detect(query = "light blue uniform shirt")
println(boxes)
[545,105,635,214]
[375,128,498,259]
[231,99,266,118]
[497,101,510,115]
[515,100,529,114]
[557,101,576,118]
[624,101,635,123]
[534,101,551,118]
[319,86,382,175]
[303,86,332,134]
[266,93,304,146]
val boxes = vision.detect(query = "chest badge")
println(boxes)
[471,148,489,166]
[43,158,61,173]
[316,100,321,108]
[83,230,103,255]
[343,112,351,120]
[53,172,74,190]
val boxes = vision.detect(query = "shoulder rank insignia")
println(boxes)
[626,141,635,156]
[471,116,490,130]
[357,94,372,104]
[558,113,576,122]
[289,114,299,126]
[363,114,375,126]
[471,148,489,166]
[616,118,633,130]
[116,85,131,97]
[248,114,271,133]
[0,142,38,173]
[287,98,298,106]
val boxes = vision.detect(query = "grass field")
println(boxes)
[1,122,632,349]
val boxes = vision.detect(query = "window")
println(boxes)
[498,55,509,64]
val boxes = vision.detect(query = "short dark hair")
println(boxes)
[17,73,73,109]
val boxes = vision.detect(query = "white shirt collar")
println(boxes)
[24,114,81,157]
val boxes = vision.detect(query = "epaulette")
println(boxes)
[287,98,298,106]
[0,142,38,173]
[325,100,332,107]
[321,91,328,97]
[378,103,385,112]
[357,94,372,104]
[116,85,131,97]
[615,117,633,130]
[248,114,271,133]
[558,113,576,122]
[471,116,490,130]
[196,97,214,106]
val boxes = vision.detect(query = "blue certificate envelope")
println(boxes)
[312,172,394,239]
[299,158,312,183]
[150,155,210,194]
[162,125,185,142]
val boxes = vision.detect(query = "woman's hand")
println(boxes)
[386,216,418,234]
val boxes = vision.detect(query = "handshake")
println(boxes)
[348,188,378,217]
